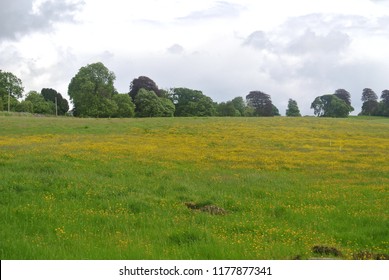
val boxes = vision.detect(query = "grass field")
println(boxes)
[0,115,388,259]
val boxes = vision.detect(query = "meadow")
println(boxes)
[0,115,388,259]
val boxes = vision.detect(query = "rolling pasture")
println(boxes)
[0,115,388,259]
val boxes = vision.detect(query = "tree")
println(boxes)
[172,88,216,117]
[25,91,55,114]
[378,89,389,117]
[231,97,246,116]
[286,99,301,117]
[134,89,175,117]
[311,94,353,117]
[311,96,325,117]
[41,88,69,115]
[129,76,160,101]
[16,100,33,113]
[381,90,389,106]
[68,62,117,117]
[272,104,280,116]
[159,97,175,117]
[246,91,274,116]
[0,70,24,111]
[334,89,351,106]
[112,94,135,118]
[217,101,240,116]
[360,88,378,116]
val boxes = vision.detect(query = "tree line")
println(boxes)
[1,63,389,118]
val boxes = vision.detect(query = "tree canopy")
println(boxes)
[360,88,379,116]
[24,91,55,114]
[334,89,352,106]
[134,89,175,117]
[311,94,354,117]
[172,87,216,117]
[41,88,69,115]
[286,99,301,117]
[0,70,24,111]
[68,62,119,117]
[246,91,274,116]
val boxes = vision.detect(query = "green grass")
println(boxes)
[0,115,388,259]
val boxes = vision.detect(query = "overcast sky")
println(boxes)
[1,0,389,115]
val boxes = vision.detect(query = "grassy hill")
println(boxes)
[0,115,388,259]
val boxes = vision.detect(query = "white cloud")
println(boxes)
[0,0,84,41]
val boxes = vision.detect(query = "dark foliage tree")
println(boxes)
[379,89,389,117]
[172,87,216,117]
[381,90,389,106]
[334,89,351,106]
[311,94,354,118]
[246,91,274,116]
[68,62,117,117]
[360,88,378,116]
[286,98,301,117]
[361,100,379,116]
[129,76,160,101]
[41,88,69,115]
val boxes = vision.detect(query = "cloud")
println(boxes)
[243,31,272,50]
[287,29,351,55]
[178,1,243,21]
[167,44,184,55]
[0,0,84,41]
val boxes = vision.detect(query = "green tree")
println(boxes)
[311,94,353,118]
[272,104,280,116]
[159,97,175,117]
[172,88,216,117]
[134,89,175,117]
[246,91,274,116]
[68,62,117,117]
[231,97,246,116]
[41,88,69,115]
[217,101,240,116]
[25,91,55,114]
[311,96,325,116]
[112,94,135,118]
[286,98,301,117]
[0,70,24,111]
[16,100,33,113]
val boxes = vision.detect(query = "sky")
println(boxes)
[1,0,389,115]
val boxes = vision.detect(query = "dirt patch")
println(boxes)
[312,245,342,257]
[185,202,227,215]
[353,251,389,260]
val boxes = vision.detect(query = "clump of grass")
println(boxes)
[168,231,205,246]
